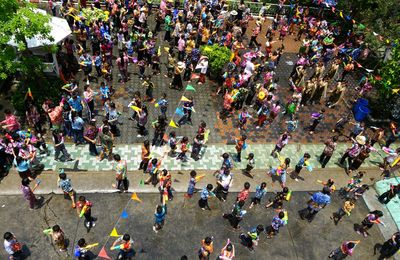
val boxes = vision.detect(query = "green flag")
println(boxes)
[186,85,196,91]
[139,179,145,186]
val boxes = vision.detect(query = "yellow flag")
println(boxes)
[130,106,142,112]
[131,192,142,202]
[110,228,120,237]
[169,120,178,128]
[339,11,344,19]
[181,96,191,102]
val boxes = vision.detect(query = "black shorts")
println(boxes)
[251,197,261,204]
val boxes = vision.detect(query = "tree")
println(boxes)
[0,0,52,79]
[336,0,400,53]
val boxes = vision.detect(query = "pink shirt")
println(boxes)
[1,115,20,131]
[178,38,186,52]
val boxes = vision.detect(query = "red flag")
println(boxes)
[98,246,111,260]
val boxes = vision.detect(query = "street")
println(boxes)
[0,192,383,259]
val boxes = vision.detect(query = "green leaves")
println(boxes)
[201,44,232,75]
[0,1,52,79]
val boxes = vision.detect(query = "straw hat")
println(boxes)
[230,10,238,16]
[356,135,366,145]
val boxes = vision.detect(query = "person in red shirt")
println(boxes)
[177,136,189,162]
[237,182,251,203]
[76,196,95,229]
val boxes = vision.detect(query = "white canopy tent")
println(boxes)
[8,8,72,76]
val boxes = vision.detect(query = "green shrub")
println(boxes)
[200,44,232,77]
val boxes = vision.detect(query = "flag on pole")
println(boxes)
[175,107,185,116]
[121,210,129,219]
[110,228,120,237]
[98,246,112,260]
[186,85,196,91]
[131,192,142,202]
[169,120,179,128]
[181,96,191,102]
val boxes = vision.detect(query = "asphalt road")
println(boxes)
[0,192,384,259]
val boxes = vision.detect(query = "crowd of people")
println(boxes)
[1,0,400,259]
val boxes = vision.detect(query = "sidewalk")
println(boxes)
[1,167,381,195]
[32,143,385,172]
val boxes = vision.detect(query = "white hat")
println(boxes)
[356,135,366,145]
[230,10,238,16]
[177,61,185,69]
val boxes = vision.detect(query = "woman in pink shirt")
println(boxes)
[0,109,20,132]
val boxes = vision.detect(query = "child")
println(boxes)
[199,184,214,210]
[237,182,251,203]
[76,196,95,229]
[265,187,290,209]
[153,200,167,233]
[57,170,76,208]
[112,154,128,192]
[159,169,173,201]
[249,182,267,209]
[219,239,235,260]
[168,131,177,157]
[143,76,155,102]
[329,241,360,259]
[177,136,189,162]
[223,200,246,230]
[51,225,67,252]
[111,234,135,259]
[198,236,214,259]
[244,153,255,178]
[357,210,384,237]
[266,211,286,238]
[307,109,325,134]
[145,158,160,186]
[74,238,93,259]
[186,170,197,198]
[331,199,355,225]
[239,225,264,251]
[270,133,290,158]
[268,157,291,188]
[156,93,168,117]
[286,118,298,132]
[238,107,251,130]
[235,135,247,162]
[294,152,311,182]
[99,82,110,106]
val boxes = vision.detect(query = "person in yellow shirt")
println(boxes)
[331,199,355,225]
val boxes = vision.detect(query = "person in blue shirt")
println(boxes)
[93,51,102,77]
[299,187,331,222]
[69,111,85,144]
[198,184,214,210]
[249,182,267,209]
[68,93,84,117]
[156,93,168,117]
[13,152,33,180]
[294,152,311,182]
[266,211,286,238]
[153,201,167,233]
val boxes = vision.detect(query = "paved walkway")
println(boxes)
[36,142,386,171]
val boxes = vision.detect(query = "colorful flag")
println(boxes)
[181,96,191,102]
[186,85,196,91]
[109,228,120,237]
[169,120,179,128]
